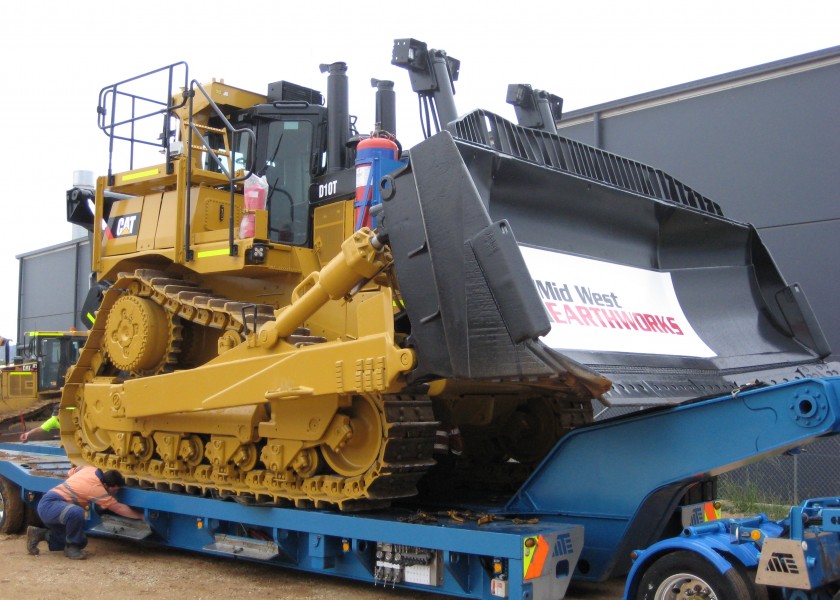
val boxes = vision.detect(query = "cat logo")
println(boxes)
[107,213,141,239]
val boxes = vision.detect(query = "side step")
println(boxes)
[90,515,153,540]
[203,534,280,560]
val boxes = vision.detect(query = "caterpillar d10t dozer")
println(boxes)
[62,40,835,511]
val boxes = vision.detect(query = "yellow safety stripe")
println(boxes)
[197,248,232,258]
[121,168,161,182]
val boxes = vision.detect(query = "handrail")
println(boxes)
[97,62,189,185]
[183,79,257,261]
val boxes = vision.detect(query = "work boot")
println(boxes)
[63,544,86,560]
[26,526,48,555]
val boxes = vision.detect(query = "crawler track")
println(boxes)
[61,270,437,510]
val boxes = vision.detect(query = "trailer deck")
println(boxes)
[0,441,582,600]
[3,376,840,599]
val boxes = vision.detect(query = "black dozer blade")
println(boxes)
[379,130,611,401]
[380,111,837,407]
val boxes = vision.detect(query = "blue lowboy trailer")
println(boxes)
[2,377,840,599]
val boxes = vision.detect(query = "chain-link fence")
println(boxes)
[719,435,840,505]
[593,401,840,507]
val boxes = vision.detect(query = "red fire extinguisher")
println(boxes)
[355,132,400,230]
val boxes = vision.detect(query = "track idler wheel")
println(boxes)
[78,398,113,453]
[322,395,383,477]
[291,448,322,478]
[180,434,205,467]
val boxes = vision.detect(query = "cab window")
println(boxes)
[260,120,312,245]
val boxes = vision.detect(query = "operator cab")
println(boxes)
[199,84,328,247]
[21,332,85,392]
[82,62,361,265]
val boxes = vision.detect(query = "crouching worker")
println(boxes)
[27,465,145,560]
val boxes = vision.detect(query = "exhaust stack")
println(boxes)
[372,78,396,135]
[321,62,350,172]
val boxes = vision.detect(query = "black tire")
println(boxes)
[636,551,754,600]
[0,476,25,534]
[741,567,774,600]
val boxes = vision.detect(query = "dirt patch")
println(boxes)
[0,532,625,599]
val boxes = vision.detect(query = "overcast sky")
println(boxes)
[0,0,837,345]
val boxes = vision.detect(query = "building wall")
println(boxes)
[558,49,840,358]
[17,238,90,339]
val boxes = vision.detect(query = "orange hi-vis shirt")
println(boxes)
[51,466,143,519]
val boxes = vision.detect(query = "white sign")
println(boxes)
[519,246,716,358]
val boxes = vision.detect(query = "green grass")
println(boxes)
[718,480,791,520]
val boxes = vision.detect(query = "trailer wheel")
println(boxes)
[636,551,753,600]
[0,476,25,534]
[742,568,771,600]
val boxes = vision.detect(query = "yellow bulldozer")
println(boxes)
[0,331,87,431]
[61,40,832,511]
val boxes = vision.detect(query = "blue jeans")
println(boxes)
[36,491,87,551]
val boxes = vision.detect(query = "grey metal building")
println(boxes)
[556,45,840,359]
[16,237,90,340]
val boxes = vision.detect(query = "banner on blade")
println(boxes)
[519,246,716,357]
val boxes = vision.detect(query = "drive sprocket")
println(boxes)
[104,294,176,375]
